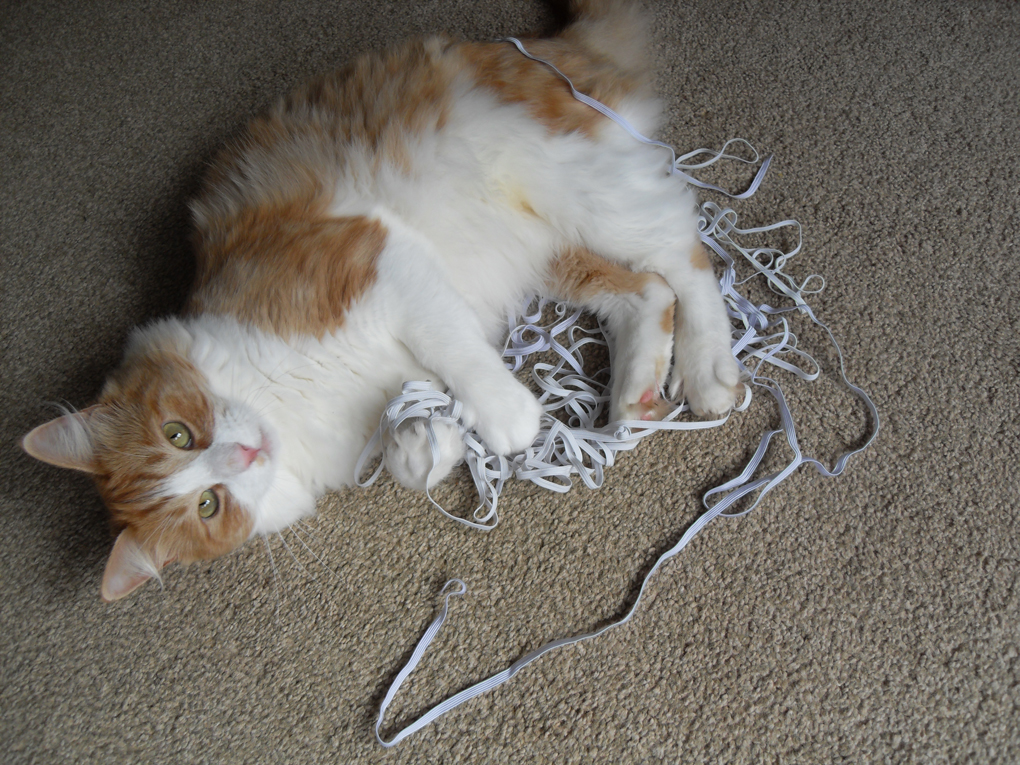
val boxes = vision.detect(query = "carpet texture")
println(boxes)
[2,1,1018,762]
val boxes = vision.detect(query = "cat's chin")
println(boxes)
[246,466,318,537]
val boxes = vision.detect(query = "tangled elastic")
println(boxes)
[353,180,871,530]
[362,38,880,747]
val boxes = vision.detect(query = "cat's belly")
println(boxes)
[332,92,576,343]
[435,215,557,342]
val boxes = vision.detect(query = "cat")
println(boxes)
[21,0,740,601]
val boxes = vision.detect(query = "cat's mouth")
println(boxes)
[254,427,273,464]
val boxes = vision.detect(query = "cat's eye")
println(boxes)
[162,421,193,449]
[198,489,219,519]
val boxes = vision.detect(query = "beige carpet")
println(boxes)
[3,1,1018,762]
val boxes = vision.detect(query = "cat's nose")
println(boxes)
[235,444,261,469]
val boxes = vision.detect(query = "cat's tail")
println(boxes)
[563,0,652,81]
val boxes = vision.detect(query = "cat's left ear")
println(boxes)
[101,528,173,602]
[21,405,105,473]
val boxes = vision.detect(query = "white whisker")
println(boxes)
[277,531,320,585]
[288,525,343,583]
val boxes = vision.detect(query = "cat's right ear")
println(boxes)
[21,405,104,473]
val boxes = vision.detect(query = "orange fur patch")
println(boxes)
[191,39,470,339]
[690,242,711,271]
[548,246,657,301]
[135,486,254,565]
[458,38,648,137]
[189,214,386,338]
[199,37,456,207]
[660,302,676,334]
[280,37,455,166]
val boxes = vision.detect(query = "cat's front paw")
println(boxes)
[459,380,542,456]
[672,345,741,417]
[383,419,466,491]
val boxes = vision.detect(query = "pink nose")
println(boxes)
[237,445,261,468]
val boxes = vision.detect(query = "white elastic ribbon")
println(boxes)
[368,38,880,746]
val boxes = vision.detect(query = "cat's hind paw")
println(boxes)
[608,322,674,423]
[383,419,466,491]
[615,387,673,422]
[671,348,741,418]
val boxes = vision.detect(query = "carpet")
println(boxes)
[2,1,1018,762]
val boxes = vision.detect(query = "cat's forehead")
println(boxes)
[102,347,214,423]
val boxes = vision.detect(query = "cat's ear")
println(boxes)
[21,405,105,473]
[101,528,167,602]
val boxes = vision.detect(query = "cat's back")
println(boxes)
[191,30,649,225]
[194,37,460,227]
[185,25,655,339]
[185,37,474,340]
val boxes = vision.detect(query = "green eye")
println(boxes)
[162,421,193,449]
[198,489,219,519]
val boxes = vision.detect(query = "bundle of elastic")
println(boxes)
[355,38,880,746]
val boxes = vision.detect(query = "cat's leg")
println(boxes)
[547,246,676,422]
[662,240,741,416]
[377,227,543,456]
[549,164,740,417]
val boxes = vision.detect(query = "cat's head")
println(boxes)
[22,322,285,601]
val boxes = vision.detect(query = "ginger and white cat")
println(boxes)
[22,0,739,601]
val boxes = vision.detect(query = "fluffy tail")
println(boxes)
[563,0,651,79]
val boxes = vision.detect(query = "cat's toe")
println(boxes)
[384,419,465,491]
[613,387,672,422]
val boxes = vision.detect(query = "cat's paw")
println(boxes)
[671,345,741,417]
[383,418,466,491]
[459,380,542,456]
[611,347,673,422]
